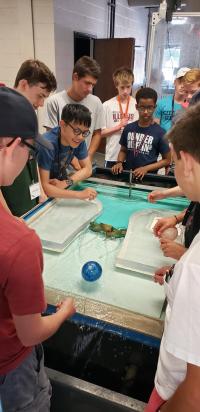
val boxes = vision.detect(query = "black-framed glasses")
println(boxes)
[4,138,38,155]
[67,122,90,138]
[137,106,155,112]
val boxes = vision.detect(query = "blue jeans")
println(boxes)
[0,345,51,411]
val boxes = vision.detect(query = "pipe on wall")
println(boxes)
[108,0,116,38]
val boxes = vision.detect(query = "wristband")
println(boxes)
[174,215,179,224]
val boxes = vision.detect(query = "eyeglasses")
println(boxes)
[3,138,38,155]
[67,123,90,138]
[137,106,155,112]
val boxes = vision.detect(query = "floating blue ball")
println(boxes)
[81,261,102,282]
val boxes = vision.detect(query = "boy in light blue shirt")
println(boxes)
[154,67,190,132]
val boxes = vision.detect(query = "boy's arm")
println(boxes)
[88,129,101,158]
[39,168,96,200]
[70,156,92,182]
[112,145,127,174]
[160,363,200,412]
[101,118,128,138]
[13,299,76,347]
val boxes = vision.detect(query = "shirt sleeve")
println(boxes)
[37,146,55,171]
[74,141,88,160]
[4,231,46,316]
[93,99,105,131]
[43,96,60,129]
[154,99,162,119]
[165,259,200,366]
[119,125,128,148]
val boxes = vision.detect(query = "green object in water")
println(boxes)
[89,222,126,239]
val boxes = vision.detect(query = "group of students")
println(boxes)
[1,54,200,412]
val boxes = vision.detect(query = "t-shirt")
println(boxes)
[103,96,139,161]
[0,204,46,375]
[155,231,200,400]
[43,90,105,148]
[182,202,200,249]
[119,121,169,170]
[37,126,88,179]
[154,95,183,132]
[1,158,39,217]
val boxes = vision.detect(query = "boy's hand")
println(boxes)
[160,239,186,260]
[77,187,97,200]
[57,297,76,319]
[154,216,177,237]
[154,265,171,285]
[133,166,149,179]
[148,190,166,203]
[49,178,67,189]
[112,162,123,174]
[119,117,128,129]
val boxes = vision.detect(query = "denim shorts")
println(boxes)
[0,345,51,412]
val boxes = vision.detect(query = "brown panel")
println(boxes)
[93,38,135,153]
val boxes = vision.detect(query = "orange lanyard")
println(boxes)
[117,95,130,119]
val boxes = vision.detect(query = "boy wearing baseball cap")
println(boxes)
[154,67,190,132]
[0,87,75,411]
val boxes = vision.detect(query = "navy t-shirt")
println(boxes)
[37,127,88,179]
[119,121,169,170]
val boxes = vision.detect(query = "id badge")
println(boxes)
[29,182,40,200]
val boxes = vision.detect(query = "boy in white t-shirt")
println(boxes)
[102,67,138,167]
[145,103,200,412]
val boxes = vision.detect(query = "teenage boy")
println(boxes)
[0,87,75,411]
[1,59,57,216]
[44,56,104,158]
[112,88,171,179]
[145,103,200,412]
[154,67,190,132]
[38,104,97,200]
[102,67,139,167]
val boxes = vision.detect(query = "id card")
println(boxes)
[29,182,40,200]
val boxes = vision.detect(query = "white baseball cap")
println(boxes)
[175,67,190,79]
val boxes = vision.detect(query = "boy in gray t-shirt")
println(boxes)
[44,56,104,159]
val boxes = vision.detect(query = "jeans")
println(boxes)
[0,345,51,412]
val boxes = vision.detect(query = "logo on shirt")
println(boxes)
[112,111,135,122]
[127,132,154,154]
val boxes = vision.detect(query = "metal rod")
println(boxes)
[129,169,133,198]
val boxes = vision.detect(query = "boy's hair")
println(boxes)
[73,56,101,80]
[167,102,200,162]
[183,68,200,84]
[113,67,134,87]
[61,104,91,127]
[14,59,57,92]
[135,87,157,104]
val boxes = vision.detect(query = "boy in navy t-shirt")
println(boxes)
[112,87,171,179]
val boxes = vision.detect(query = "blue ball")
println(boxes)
[82,261,102,282]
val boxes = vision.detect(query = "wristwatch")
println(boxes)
[65,178,74,188]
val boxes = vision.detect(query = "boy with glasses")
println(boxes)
[112,87,171,179]
[37,104,97,200]
[0,87,75,412]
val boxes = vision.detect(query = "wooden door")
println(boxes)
[93,38,135,153]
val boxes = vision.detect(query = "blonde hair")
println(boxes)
[113,67,134,87]
[183,68,200,84]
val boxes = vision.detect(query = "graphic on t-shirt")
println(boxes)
[127,132,154,156]
[112,111,135,122]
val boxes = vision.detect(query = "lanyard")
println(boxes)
[117,95,130,119]
[27,157,36,183]
[171,95,175,119]
[133,133,147,157]
[57,128,73,180]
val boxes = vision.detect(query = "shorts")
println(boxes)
[0,344,51,412]
[144,387,166,412]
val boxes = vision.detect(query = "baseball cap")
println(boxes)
[175,67,190,79]
[0,87,52,150]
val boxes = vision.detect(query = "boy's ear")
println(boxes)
[72,73,79,81]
